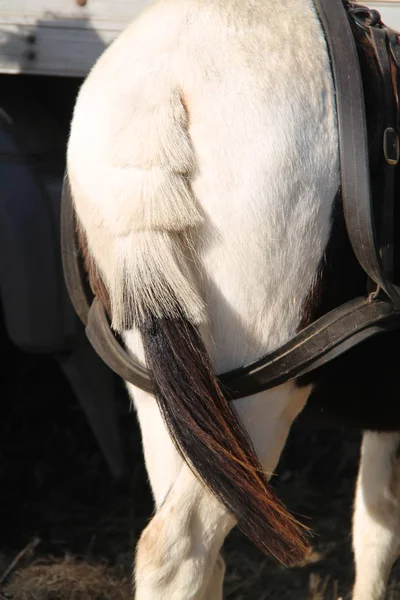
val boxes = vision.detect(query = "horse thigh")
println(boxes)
[353,431,400,600]
[233,382,310,475]
[129,385,183,508]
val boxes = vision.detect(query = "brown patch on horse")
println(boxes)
[180,92,191,126]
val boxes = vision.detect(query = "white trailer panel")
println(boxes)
[0,0,399,77]
[0,0,152,76]
[368,1,400,30]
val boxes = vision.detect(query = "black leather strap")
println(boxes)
[314,0,400,307]
[221,296,399,398]
[369,26,397,280]
[85,291,400,399]
[87,298,154,394]
[61,176,91,326]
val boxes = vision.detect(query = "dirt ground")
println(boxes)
[1,322,400,600]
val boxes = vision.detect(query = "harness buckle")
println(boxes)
[383,127,400,166]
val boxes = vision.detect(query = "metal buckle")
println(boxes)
[383,127,400,166]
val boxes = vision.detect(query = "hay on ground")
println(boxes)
[3,556,131,600]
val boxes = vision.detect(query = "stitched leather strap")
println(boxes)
[369,26,397,279]
[314,0,400,306]
[85,291,400,399]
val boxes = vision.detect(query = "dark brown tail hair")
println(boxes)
[139,306,310,566]
[77,225,310,566]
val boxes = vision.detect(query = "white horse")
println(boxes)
[67,0,400,598]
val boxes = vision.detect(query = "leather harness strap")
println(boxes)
[370,25,400,281]
[61,0,400,400]
[61,176,91,327]
[315,0,400,307]
[84,289,400,399]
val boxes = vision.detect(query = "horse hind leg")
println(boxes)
[352,431,400,600]
[205,554,226,600]
[134,460,233,600]
[132,382,309,600]
[131,385,231,600]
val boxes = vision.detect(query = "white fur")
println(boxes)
[68,0,338,340]
[67,0,339,597]
[353,432,400,600]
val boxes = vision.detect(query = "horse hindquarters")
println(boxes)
[67,0,338,596]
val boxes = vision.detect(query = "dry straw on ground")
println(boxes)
[3,556,131,600]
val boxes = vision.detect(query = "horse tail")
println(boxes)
[70,86,309,566]
[138,309,310,565]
